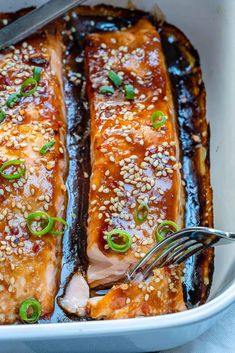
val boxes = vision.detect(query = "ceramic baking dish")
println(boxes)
[0,0,235,352]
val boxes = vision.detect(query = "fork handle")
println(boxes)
[182,227,235,246]
[216,230,235,243]
[204,227,235,242]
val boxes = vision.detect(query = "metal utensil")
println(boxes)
[0,0,87,50]
[127,226,235,281]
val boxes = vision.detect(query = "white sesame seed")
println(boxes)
[144,294,149,301]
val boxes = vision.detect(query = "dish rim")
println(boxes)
[0,280,234,339]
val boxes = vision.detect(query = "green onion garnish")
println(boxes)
[40,139,56,155]
[49,217,68,235]
[27,211,54,236]
[100,86,115,95]
[27,211,68,237]
[33,66,42,82]
[6,92,21,108]
[124,84,135,100]
[135,202,149,223]
[0,109,6,123]
[152,110,167,129]
[19,298,41,324]
[106,229,132,253]
[5,68,41,109]
[108,70,123,87]
[156,220,179,242]
[0,160,26,180]
[20,78,38,97]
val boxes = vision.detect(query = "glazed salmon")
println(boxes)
[87,267,186,319]
[0,24,67,323]
[85,18,185,291]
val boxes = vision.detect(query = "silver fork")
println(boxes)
[127,226,235,281]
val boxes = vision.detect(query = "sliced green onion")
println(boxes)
[26,211,54,236]
[6,92,21,108]
[33,66,42,82]
[0,109,6,123]
[19,298,41,324]
[156,220,180,242]
[135,203,149,223]
[108,70,123,87]
[20,78,38,97]
[152,110,167,129]
[106,229,132,253]
[0,159,26,180]
[124,84,135,100]
[99,85,115,95]
[49,217,68,235]
[27,212,67,237]
[40,139,56,155]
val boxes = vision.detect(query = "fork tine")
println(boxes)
[160,239,200,267]
[127,231,187,280]
[141,238,198,278]
[171,243,204,266]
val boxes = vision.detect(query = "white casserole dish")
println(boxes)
[0,0,235,351]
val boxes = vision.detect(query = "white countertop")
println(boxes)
[163,303,235,353]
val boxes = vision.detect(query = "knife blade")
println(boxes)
[0,0,87,50]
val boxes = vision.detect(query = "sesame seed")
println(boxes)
[45,195,50,202]
[144,294,149,301]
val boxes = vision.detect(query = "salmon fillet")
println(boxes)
[0,24,67,323]
[82,18,186,318]
[85,18,185,288]
[88,268,186,319]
